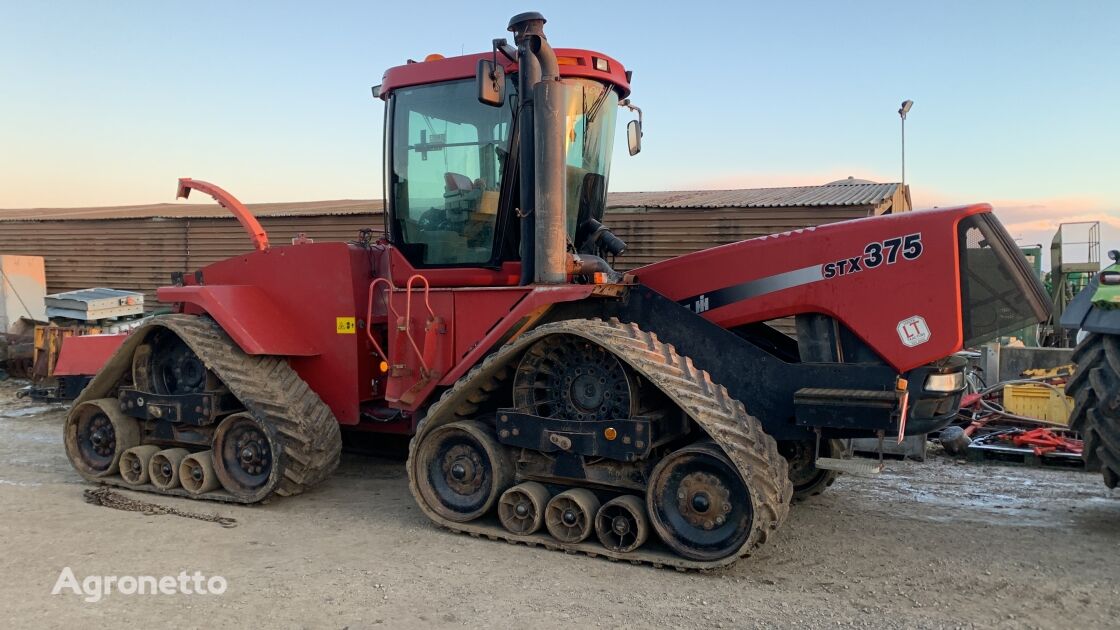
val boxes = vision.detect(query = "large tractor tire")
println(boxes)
[64,315,342,503]
[407,318,793,570]
[1067,332,1120,488]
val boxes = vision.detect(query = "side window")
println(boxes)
[391,80,510,266]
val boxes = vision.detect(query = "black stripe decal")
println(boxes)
[678,265,825,314]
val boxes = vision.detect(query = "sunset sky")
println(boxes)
[2,1,1117,261]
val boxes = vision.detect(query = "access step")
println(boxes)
[794,387,900,431]
[814,457,884,475]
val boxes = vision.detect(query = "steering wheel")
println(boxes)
[417,208,446,231]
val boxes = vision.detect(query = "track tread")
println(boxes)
[67,314,342,502]
[407,317,793,570]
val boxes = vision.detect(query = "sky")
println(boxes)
[1,1,1118,263]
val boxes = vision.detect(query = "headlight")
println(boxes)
[925,372,964,393]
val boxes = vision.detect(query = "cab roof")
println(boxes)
[378,48,630,99]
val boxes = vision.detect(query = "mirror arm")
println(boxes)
[620,98,644,129]
[494,38,518,63]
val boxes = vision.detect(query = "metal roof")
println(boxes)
[0,199,382,222]
[606,182,901,210]
[0,182,899,222]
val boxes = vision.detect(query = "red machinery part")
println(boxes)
[635,204,993,373]
[53,334,127,376]
[176,178,270,252]
[1005,428,1083,456]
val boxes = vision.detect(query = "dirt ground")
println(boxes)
[0,379,1117,629]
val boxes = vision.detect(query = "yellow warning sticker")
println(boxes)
[336,317,357,334]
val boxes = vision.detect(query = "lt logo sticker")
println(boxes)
[897,315,930,347]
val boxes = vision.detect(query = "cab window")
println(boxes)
[389,79,513,265]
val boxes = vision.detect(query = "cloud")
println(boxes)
[986,200,1120,267]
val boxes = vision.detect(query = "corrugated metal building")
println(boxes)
[606,180,910,270]
[0,180,908,307]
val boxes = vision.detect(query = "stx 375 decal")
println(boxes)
[680,233,924,314]
[822,233,923,278]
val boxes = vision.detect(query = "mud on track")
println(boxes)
[1,379,1118,628]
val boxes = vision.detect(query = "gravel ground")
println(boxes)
[0,379,1117,629]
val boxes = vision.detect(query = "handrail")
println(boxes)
[403,274,437,376]
[366,274,437,377]
[364,277,394,364]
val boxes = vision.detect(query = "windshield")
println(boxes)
[559,78,619,239]
[389,78,513,265]
[957,213,1051,346]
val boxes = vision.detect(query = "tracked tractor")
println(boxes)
[63,12,1050,569]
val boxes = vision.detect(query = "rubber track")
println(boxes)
[1067,332,1120,488]
[68,314,342,502]
[406,318,793,570]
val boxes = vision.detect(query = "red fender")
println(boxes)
[158,285,318,356]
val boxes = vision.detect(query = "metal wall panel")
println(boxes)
[606,205,876,270]
[0,215,383,310]
[0,203,876,315]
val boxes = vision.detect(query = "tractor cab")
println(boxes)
[377,21,632,277]
[386,77,512,266]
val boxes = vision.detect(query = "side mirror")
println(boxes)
[477,59,504,107]
[627,119,642,156]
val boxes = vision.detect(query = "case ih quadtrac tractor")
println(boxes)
[63,13,1049,569]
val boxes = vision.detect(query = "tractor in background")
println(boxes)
[1062,249,1120,488]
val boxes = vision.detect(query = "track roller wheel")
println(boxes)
[595,495,649,553]
[498,482,551,535]
[545,488,600,543]
[781,438,844,501]
[212,412,279,501]
[180,450,221,496]
[64,399,140,478]
[120,445,161,486]
[647,442,753,562]
[413,420,513,522]
[149,448,190,490]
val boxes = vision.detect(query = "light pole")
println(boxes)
[898,99,913,188]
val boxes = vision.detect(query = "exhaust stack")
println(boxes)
[508,12,567,284]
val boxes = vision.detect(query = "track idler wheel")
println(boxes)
[64,399,140,478]
[179,450,221,496]
[414,420,513,522]
[212,412,279,501]
[647,442,753,562]
[545,488,600,543]
[498,481,551,535]
[149,448,190,490]
[595,495,649,553]
[133,332,216,395]
[119,445,161,486]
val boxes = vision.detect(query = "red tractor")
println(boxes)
[63,13,1049,569]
